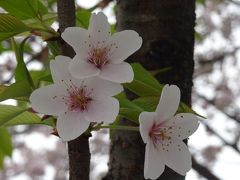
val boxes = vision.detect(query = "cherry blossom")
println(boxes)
[61,12,142,83]
[30,56,123,141]
[139,85,200,179]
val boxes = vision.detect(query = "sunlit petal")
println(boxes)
[88,12,110,43]
[144,142,165,180]
[162,139,192,175]
[139,112,157,143]
[57,111,89,141]
[166,113,200,140]
[156,85,180,121]
[61,27,89,57]
[99,62,134,83]
[30,84,67,116]
[69,55,100,79]
[108,30,142,63]
[50,55,72,83]
[85,97,119,123]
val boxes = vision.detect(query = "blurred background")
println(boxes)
[0,0,240,179]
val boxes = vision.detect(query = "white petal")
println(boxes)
[144,142,165,180]
[99,62,134,83]
[166,113,200,140]
[162,139,191,175]
[107,30,142,63]
[85,97,119,123]
[139,112,157,143]
[30,84,67,116]
[61,27,89,58]
[86,77,123,99]
[50,55,72,83]
[156,85,180,121]
[69,55,100,79]
[88,12,110,42]
[57,111,89,141]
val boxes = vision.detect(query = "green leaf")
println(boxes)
[133,96,160,112]
[23,13,56,28]
[124,63,163,96]
[0,0,48,20]
[178,102,206,119]
[47,41,60,57]
[0,80,32,102]
[0,14,30,41]
[0,128,12,156]
[12,38,35,89]
[115,95,143,124]
[0,105,54,127]
[0,151,4,169]
[0,105,28,126]
[76,9,91,28]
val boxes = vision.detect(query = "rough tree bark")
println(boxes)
[57,1,91,179]
[105,0,195,179]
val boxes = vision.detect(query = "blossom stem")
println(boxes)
[99,125,139,131]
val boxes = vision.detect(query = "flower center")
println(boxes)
[54,80,93,112]
[88,47,109,69]
[149,122,172,148]
[68,88,92,111]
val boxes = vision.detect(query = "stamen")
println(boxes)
[87,47,110,69]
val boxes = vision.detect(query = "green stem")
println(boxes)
[99,125,139,132]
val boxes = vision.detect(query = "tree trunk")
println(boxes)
[105,0,195,179]
[57,1,91,179]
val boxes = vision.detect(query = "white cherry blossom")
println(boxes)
[61,12,142,83]
[30,55,123,141]
[139,85,200,179]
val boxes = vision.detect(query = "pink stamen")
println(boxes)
[149,121,173,148]
[56,80,93,112]
[88,47,110,69]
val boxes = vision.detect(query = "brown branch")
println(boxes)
[57,0,91,179]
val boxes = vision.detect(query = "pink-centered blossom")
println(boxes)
[30,56,123,141]
[139,85,200,179]
[61,12,142,83]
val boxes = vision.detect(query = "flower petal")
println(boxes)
[156,85,180,121]
[86,77,123,99]
[30,84,67,116]
[50,55,72,83]
[162,139,191,175]
[166,113,200,140]
[107,30,142,63]
[144,142,165,180]
[88,12,110,42]
[139,112,157,143]
[85,97,119,123]
[57,111,89,141]
[99,62,134,83]
[69,55,100,79]
[61,27,89,57]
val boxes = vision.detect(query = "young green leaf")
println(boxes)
[0,80,32,102]
[0,128,12,157]
[0,105,54,127]
[0,14,30,41]
[0,0,48,20]
[0,127,12,169]
[47,41,60,57]
[12,37,35,89]
[124,63,163,96]
[115,95,143,124]
[76,9,91,28]
[133,96,160,112]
